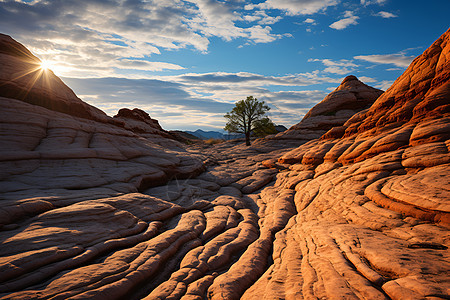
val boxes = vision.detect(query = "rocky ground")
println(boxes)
[0,28,449,300]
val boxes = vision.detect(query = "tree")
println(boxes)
[252,117,277,137]
[224,96,275,146]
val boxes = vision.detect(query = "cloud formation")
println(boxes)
[0,0,284,78]
[0,0,423,131]
[329,11,359,30]
[304,18,317,24]
[62,71,334,130]
[0,0,399,79]
[361,0,387,5]
[309,58,359,74]
[375,11,398,18]
[354,53,415,68]
[251,0,339,15]
[374,80,394,91]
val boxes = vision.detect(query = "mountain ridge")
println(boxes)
[186,129,226,140]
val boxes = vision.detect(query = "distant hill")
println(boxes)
[187,126,286,140]
[186,129,225,140]
[170,130,201,140]
[275,125,287,132]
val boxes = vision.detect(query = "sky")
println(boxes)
[1,0,449,131]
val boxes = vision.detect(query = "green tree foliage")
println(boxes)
[252,117,277,137]
[224,96,275,146]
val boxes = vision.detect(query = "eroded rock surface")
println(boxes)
[0,34,108,122]
[272,75,383,141]
[1,28,449,300]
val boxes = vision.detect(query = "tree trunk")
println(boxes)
[245,131,250,146]
[245,119,252,146]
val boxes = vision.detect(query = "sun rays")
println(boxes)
[4,58,55,102]
[40,59,52,71]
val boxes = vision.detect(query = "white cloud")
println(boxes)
[243,15,260,22]
[304,18,316,24]
[185,0,246,42]
[62,71,341,129]
[323,66,351,74]
[174,71,341,93]
[0,0,285,78]
[361,0,387,5]
[343,10,354,18]
[244,10,282,25]
[329,11,359,30]
[375,11,398,18]
[309,58,359,74]
[115,60,185,72]
[245,25,282,43]
[357,76,377,83]
[252,0,339,16]
[375,80,394,91]
[354,53,415,68]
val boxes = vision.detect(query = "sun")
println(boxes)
[40,60,52,71]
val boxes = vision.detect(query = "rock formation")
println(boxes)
[0,28,449,300]
[273,75,383,141]
[0,34,108,123]
[0,34,205,228]
[114,108,165,133]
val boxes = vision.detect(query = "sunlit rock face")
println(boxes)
[0,34,108,122]
[0,29,449,300]
[273,75,384,141]
[0,34,204,226]
[112,107,185,145]
[258,28,450,299]
[114,108,165,133]
[342,29,450,139]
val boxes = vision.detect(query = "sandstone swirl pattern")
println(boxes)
[0,28,449,300]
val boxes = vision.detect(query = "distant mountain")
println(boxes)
[169,130,201,143]
[186,129,225,140]
[275,125,287,132]
[187,126,286,140]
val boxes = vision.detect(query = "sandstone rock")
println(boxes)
[262,28,450,300]
[0,34,109,122]
[1,29,449,300]
[0,35,205,228]
[113,108,179,143]
[273,75,383,141]
[343,28,450,138]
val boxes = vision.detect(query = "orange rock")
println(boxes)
[1,28,449,300]
[343,28,450,138]
[273,75,383,141]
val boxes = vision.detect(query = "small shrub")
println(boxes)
[204,138,224,145]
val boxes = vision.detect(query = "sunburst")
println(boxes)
[6,57,56,102]
[40,59,52,71]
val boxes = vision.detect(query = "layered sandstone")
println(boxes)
[0,34,205,228]
[252,28,450,299]
[273,75,383,141]
[0,28,449,300]
[342,29,450,138]
[0,34,108,122]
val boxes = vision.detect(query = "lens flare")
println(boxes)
[40,60,51,71]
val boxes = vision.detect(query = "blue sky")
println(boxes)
[1,0,449,131]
